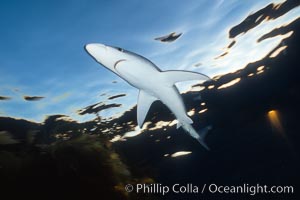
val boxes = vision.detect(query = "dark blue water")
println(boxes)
[1,1,300,199]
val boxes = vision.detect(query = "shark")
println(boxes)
[85,43,211,149]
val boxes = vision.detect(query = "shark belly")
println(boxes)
[115,61,191,125]
[115,61,162,91]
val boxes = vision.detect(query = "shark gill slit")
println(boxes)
[114,59,127,69]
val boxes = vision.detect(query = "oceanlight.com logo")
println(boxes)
[124,183,294,196]
[207,183,294,196]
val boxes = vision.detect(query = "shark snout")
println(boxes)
[85,43,107,54]
[84,43,108,63]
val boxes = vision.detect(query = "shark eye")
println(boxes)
[117,47,124,52]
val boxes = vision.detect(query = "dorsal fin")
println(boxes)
[137,90,158,128]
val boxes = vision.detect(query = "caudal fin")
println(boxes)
[196,125,212,150]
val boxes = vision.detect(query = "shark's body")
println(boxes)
[85,43,211,149]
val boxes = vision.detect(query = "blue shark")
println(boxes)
[85,43,211,149]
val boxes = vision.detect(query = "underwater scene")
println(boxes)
[0,0,300,199]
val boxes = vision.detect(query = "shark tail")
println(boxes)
[196,125,212,150]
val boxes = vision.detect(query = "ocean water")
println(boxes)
[0,1,300,199]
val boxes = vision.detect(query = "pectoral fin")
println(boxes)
[137,90,158,128]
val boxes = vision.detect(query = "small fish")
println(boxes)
[154,32,182,42]
[0,96,11,101]
[23,96,44,101]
